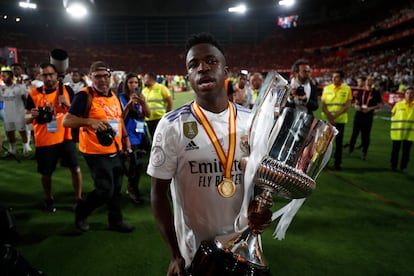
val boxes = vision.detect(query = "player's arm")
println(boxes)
[151,177,185,275]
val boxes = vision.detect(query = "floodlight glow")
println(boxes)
[66,2,88,18]
[228,4,247,13]
[19,1,37,9]
[278,0,295,6]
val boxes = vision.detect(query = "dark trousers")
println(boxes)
[146,119,160,140]
[77,154,124,224]
[349,115,373,155]
[127,145,146,194]
[391,140,413,170]
[334,123,345,167]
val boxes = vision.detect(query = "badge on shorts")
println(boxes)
[183,122,198,139]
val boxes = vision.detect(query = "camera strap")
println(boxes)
[58,80,63,95]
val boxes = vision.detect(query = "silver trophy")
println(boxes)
[214,71,337,272]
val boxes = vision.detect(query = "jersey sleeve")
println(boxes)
[146,116,178,180]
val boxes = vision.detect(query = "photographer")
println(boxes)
[119,73,150,204]
[286,59,319,115]
[63,61,135,233]
[25,63,83,212]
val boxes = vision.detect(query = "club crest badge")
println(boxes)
[183,122,198,139]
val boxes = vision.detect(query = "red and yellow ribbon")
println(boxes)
[192,101,236,181]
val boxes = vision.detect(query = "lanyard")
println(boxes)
[41,85,59,115]
[361,89,372,106]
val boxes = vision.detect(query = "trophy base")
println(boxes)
[189,240,270,276]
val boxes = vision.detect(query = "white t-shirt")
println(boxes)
[0,83,27,123]
[147,101,251,266]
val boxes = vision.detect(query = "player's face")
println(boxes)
[1,72,12,83]
[186,43,228,99]
[238,75,247,88]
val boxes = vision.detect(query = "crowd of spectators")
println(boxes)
[0,4,413,96]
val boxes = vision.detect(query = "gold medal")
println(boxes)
[218,178,236,198]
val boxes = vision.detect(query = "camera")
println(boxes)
[96,126,115,147]
[296,86,305,96]
[36,106,54,124]
[134,87,141,94]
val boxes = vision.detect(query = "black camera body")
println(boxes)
[296,86,306,96]
[36,106,54,124]
[96,126,116,147]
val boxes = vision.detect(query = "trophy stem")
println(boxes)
[223,228,268,270]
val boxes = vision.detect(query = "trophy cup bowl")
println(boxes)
[189,72,336,275]
[213,108,336,272]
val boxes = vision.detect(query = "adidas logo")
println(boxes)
[185,140,199,151]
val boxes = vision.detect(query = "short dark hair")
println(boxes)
[334,70,345,79]
[185,32,225,56]
[357,75,367,82]
[11,63,23,68]
[291,59,309,73]
[145,72,157,81]
[40,63,57,72]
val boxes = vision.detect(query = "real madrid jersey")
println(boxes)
[147,101,251,266]
[0,83,27,123]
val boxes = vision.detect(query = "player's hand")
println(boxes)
[167,256,186,276]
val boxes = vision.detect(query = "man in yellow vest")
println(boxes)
[390,86,414,173]
[142,72,172,138]
[321,70,352,171]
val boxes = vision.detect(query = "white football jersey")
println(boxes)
[147,101,251,266]
[0,83,27,123]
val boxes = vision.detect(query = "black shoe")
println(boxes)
[361,154,367,161]
[75,218,90,232]
[334,165,342,171]
[43,199,56,212]
[72,199,83,212]
[74,200,89,231]
[108,221,135,233]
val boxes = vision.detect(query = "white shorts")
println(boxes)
[3,120,26,132]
